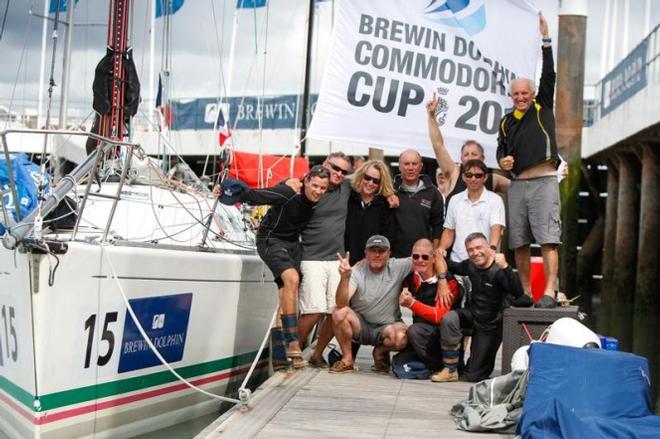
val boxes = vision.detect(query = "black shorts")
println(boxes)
[256,238,302,288]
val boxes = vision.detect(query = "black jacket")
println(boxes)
[448,259,523,330]
[240,182,316,242]
[392,174,444,258]
[344,191,395,265]
[497,46,559,176]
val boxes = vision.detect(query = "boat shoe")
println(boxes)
[431,368,459,382]
[308,355,329,368]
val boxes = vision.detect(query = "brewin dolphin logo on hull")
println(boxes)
[424,0,487,37]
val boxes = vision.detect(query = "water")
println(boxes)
[132,411,221,439]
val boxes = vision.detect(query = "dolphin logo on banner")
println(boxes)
[424,0,486,36]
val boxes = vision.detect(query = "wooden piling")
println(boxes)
[556,11,587,296]
[610,153,640,352]
[633,145,660,412]
[600,160,619,334]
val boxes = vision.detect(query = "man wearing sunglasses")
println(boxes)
[440,159,505,265]
[295,152,354,367]
[398,239,461,371]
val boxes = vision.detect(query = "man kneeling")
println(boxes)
[433,232,524,382]
[330,235,411,373]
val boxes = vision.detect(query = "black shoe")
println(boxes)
[535,295,557,309]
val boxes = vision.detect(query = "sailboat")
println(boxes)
[0,1,280,437]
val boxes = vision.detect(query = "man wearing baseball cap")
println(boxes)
[329,235,413,373]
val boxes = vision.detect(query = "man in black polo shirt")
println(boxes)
[433,232,524,382]
[218,165,330,368]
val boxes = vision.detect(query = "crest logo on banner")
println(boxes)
[424,0,486,36]
[307,0,539,166]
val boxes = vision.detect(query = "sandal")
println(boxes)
[329,360,355,373]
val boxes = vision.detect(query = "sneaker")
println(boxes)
[308,355,329,368]
[430,368,459,382]
[329,360,355,373]
[535,294,557,309]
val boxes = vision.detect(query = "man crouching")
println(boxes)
[329,235,411,373]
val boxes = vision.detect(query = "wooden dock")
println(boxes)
[197,345,513,439]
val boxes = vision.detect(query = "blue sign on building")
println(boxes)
[118,293,193,373]
[600,41,647,118]
[169,94,319,131]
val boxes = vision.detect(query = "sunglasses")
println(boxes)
[328,162,349,176]
[464,172,485,179]
[412,253,431,261]
[363,174,381,185]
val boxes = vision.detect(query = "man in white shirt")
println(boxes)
[440,159,505,262]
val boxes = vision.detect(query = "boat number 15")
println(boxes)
[0,305,18,366]
[84,312,118,368]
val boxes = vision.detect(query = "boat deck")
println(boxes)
[197,346,513,439]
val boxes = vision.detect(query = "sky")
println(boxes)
[0,0,658,122]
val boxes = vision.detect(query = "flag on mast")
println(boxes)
[49,0,78,13]
[217,107,231,147]
[236,0,267,9]
[156,0,186,18]
[155,72,173,128]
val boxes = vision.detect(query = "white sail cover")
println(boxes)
[308,0,540,165]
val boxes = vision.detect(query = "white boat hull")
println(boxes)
[0,240,277,438]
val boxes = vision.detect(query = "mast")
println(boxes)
[104,0,131,141]
[299,0,315,156]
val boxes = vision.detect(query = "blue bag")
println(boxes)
[0,154,49,234]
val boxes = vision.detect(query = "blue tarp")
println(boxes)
[519,343,660,438]
[0,154,47,235]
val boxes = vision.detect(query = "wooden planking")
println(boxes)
[202,344,513,439]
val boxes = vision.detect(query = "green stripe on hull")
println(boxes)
[1,350,266,412]
[0,375,34,409]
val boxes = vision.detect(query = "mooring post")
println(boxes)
[610,152,640,352]
[556,1,587,296]
[633,145,660,411]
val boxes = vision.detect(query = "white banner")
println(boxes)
[308,0,540,165]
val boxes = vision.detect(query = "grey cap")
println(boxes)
[365,235,390,250]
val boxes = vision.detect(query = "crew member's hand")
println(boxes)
[426,92,440,116]
[499,155,514,171]
[337,252,353,278]
[436,280,452,308]
[285,178,302,193]
[494,252,509,269]
[539,12,549,38]
[399,288,414,307]
[212,184,221,198]
[386,194,399,208]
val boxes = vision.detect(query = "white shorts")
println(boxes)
[299,260,340,314]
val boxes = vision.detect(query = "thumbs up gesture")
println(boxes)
[399,287,414,307]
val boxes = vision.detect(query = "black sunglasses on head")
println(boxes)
[412,253,431,261]
[363,174,381,185]
[328,162,349,175]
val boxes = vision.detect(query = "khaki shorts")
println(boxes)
[298,260,340,314]
[508,176,561,248]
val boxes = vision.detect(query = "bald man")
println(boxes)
[391,149,444,258]
[496,14,560,308]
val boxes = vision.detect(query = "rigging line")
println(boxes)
[257,1,271,188]
[0,0,10,43]
[3,3,34,131]
[101,245,245,406]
